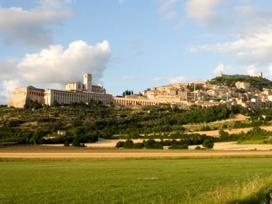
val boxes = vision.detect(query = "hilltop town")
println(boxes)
[123,74,272,108]
[9,73,272,109]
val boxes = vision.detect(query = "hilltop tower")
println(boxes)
[83,73,92,91]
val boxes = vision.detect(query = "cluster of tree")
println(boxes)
[116,137,214,149]
[122,90,134,97]
[248,107,272,122]
[44,127,99,147]
[116,139,163,149]
[210,74,272,90]
[186,84,203,91]
[0,127,49,145]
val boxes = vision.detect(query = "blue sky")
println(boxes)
[1,0,272,103]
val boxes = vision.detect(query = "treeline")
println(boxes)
[116,136,214,150]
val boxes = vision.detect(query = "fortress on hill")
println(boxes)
[9,74,113,108]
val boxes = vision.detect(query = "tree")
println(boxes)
[72,135,82,147]
[123,139,134,148]
[122,90,134,97]
[144,139,163,149]
[29,129,45,144]
[219,130,229,138]
[202,139,214,149]
[116,141,125,148]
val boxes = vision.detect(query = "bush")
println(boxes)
[195,146,201,150]
[85,132,99,143]
[169,144,188,149]
[200,125,212,131]
[116,141,125,148]
[123,140,134,148]
[144,139,163,149]
[64,140,70,147]
[4,120,23,128]
[219,129,229,138]
[30,129,47,144]
[264,136,272,144]
[72,136,85,147]
[202,138,214,149]
[133,143,144,149]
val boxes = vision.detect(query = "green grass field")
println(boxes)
[1,158,272,204]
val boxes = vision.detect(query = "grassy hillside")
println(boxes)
[210,74,272,90]
[0,104,240,145]
[1,158,272,203]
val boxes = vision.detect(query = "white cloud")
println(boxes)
[212,64,241,76]
[267,64,272,78]
[18,40,111,83]
[168,76,186,84]
[158,0,180,21]
[213,64,225,76]
[0,40,112,104]
[192,25,272,65]
[0,0,72,46]
[152,75,187,84]
[246,65,260,77]
[212,63,266,78]
[186,0,224,25]
[0,80,21,104]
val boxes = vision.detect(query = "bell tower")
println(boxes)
[83,73,92,91]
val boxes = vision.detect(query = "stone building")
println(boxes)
[44,89,112,106]
[235,81,250,90]
[9,86,45,108]
[114,97,161,106]
[9,73,113,108]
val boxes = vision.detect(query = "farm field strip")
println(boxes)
[2,150,272,159]
[1,158,272,203]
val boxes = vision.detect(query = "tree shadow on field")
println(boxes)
[228,186,272,204]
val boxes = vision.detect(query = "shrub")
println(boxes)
[72,136,85,147]
[264,136,272,144]
[169,144,188,149]
[219,129,229,138]
[200,126,212,131]
[123,140,134,148]
[64,140,70,147]
[133,143,144,149]
[116,141,125,148]
[195,146,201,150]
[30,129,47,144]
[4,120,23,128]
[202,138,214,149]
[144,139,163,149]
[86,132,99,143]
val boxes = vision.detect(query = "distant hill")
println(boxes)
[210,74,272,90]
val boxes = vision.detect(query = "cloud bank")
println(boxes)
[193,25,272,66]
